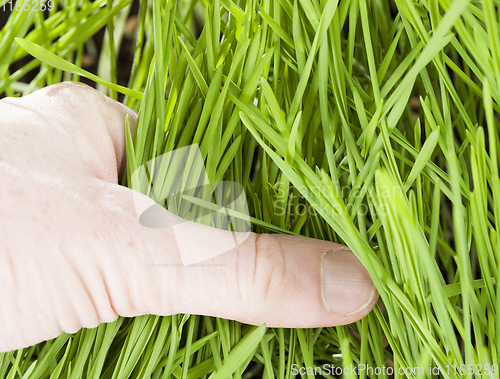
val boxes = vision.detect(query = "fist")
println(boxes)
[0,82,377,352]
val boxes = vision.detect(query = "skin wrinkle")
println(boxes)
[234,238,244,306]
[94,256,119,321]
[252,233,260,297]
[274,237,288,295]
[45,248,72,336]
[265,235,287,310]
[263,264,274,309]
[88,130,118,183]
[104,233,139,316]
[37,203,82,335]
[98,190,133,219]
[68,249,101,328]
[153,227,184,316]
[88,220,135,317]
[73,132,110,182]
[82,232,125,318]
[254,234,283,309]
[140,246,164,315]
[95,180,148,223]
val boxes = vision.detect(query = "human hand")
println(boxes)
[0,82,377,352]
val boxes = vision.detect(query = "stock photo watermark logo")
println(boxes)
[130,144,251,266]
[129,144,400,265]
[291,360,499,377]
[272,183,402,218]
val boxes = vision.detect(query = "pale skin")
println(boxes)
[0,82,378,353]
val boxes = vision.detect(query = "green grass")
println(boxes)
[1,0,500,377]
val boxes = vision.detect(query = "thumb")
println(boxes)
[102,188,378,328]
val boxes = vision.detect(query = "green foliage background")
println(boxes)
[1,0,500,377]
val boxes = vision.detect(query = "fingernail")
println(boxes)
[322,248,376,316]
